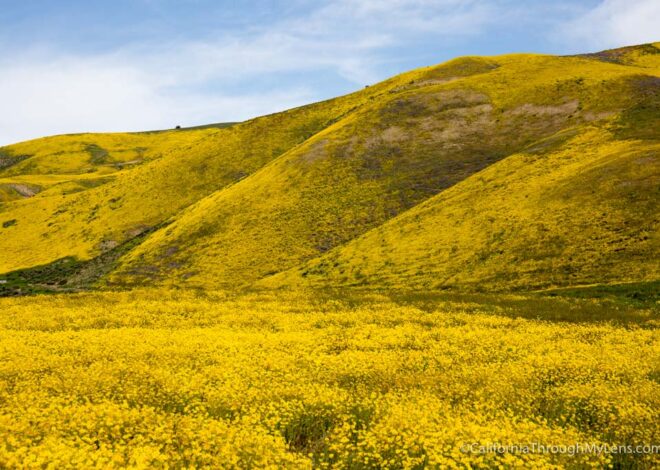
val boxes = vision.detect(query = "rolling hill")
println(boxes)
[0,75,410,276]
[0,42,658,469]
[0,43,658,294]
[267,125,658,291]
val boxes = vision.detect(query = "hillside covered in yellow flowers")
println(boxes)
[0,43,659,469]
[0,43,657,294]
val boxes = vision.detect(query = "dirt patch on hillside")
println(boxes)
[509,100,579,117]
[125,225,152,238]
[301,139,329,164]
[416,103,494,144]
[98,240,119,251]
[6,184,41,198]
[577,43,659,65]
[379,89,491,123]
[380,126,407,143]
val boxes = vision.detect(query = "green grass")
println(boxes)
[539,280,660,309]
[258,285,658,326]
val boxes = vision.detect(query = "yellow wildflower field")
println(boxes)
[0,289,657,468]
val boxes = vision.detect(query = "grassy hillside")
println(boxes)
[0,133,171,203]
[0,75,410,276]
[269,125,658,291]
[0,43,658,295]
[109,46,660,289]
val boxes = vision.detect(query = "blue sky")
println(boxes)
[0,0,658,145]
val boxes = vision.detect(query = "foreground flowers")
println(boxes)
[0,289,657,468]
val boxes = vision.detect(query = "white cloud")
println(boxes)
[0,51,315,145]
[558,0,660,50]
[0,0,496,146]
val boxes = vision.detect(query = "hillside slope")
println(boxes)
[1,43,658,294]
[265,44,660,291]
[267,123,658,291]
[109,46,660,289]
[0,75,409,275]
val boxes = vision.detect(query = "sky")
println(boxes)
[0,0,658,145]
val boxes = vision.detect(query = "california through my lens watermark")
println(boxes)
[460,442,660,456]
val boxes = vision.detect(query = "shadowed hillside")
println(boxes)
[267,125,658,291]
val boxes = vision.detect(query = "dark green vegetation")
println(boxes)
[578,43,660,65]
[85,144,110,164]
[277,282,658,326]
[0,149,30,171]
[613,75,660,140]
[0,225,163,296]
[541,280,660,309]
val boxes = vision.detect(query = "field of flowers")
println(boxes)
[0,289,657,468]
